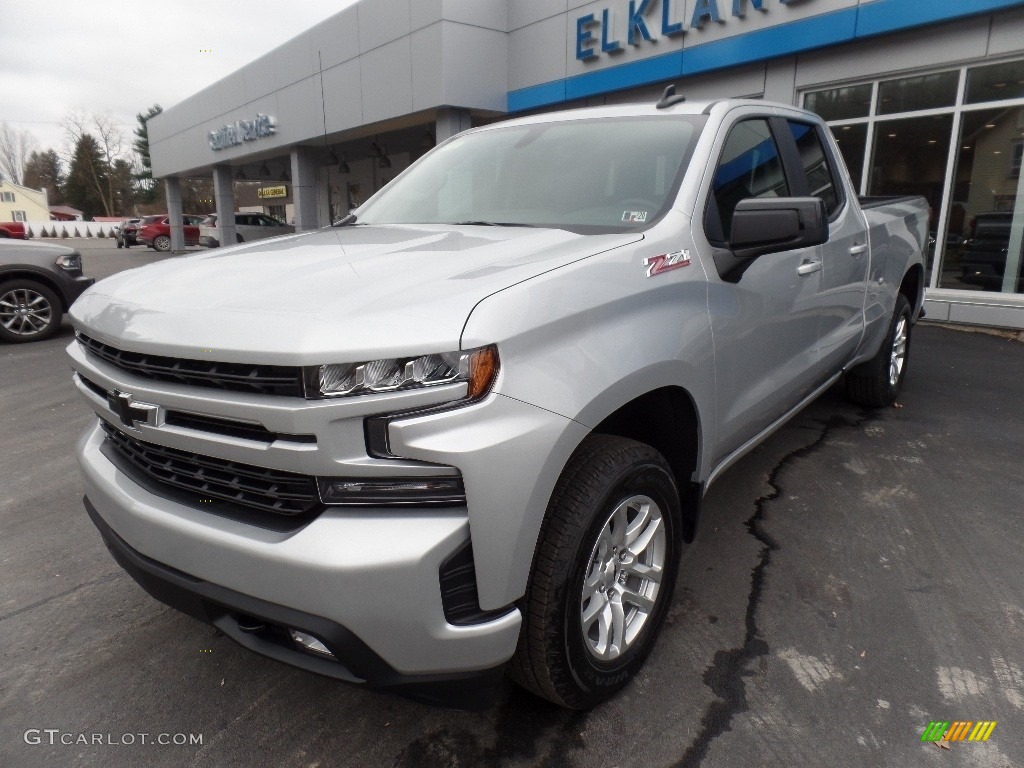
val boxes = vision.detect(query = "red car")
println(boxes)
[138,215,202,252]
[0,222,28,239]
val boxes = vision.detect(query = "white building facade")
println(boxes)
[149,0,1024,328]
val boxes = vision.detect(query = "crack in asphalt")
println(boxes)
[392,686,587,768]
[0,572,120,624]
[672,412,870,768]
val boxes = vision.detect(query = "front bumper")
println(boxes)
[78,420,521,685]
[65,275,94,305]
[84,495,505,708]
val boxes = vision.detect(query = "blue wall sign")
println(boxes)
[576,0,805,61]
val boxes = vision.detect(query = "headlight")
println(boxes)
[309,345,498,399]
[55,252,82,272]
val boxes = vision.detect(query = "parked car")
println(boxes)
[960,211,1019,290]
[138,215,202,252]
[199,212,295,247]
[0,222,29,239]
[115,218,142,249]
[0,240,93,342]
[69,96,927,709]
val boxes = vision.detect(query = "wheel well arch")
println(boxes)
[899,263,924,315]
[591,386,702,541]
[0,269,69,310]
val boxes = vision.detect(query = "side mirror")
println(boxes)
[729,197,828,260]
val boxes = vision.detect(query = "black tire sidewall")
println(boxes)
[560,458,681,703]
[0,280,63,343]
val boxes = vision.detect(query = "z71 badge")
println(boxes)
[644,250,691,277]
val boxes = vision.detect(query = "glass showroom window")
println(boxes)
[805,58,1024,295]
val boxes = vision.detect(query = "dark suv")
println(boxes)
[960,212,1019,290]
[115,218,142,249]
[0,240,94,343]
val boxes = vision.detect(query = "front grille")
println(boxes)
[101,421,321,517]
[163,411,316,445]
[78,334,305,397]
[78,374,315,445]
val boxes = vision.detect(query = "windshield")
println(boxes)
[354,116,705,233]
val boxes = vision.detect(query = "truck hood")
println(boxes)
[70,224,641,363]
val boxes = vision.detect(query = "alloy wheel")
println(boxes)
[580,494,666,662]
[0,287,52,337]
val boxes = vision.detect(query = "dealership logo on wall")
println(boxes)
[576,0,810,62]
[208,114,276,151]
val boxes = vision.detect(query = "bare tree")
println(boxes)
[62,110,129,216]
[0,122,36,185]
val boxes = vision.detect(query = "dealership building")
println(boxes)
[148,0,1024,328]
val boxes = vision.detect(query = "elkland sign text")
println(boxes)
[208,114,276,151]
[576,0,810,61]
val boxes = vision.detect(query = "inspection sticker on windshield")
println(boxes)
[644,250,691,278]
[622,210,648,223]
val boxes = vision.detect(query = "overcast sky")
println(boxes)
[1,0,356,160]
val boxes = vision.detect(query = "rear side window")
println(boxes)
[787,121,841,216]
[709,119,790,241]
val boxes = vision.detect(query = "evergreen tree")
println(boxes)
[64,135,108,218]
[133,104,162,204]
[23,149,64,204]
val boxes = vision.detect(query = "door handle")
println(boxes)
[849,243,868,256]
[797,259,822,276]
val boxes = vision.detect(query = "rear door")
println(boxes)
[701,114,827,462]
[782,119,869,375]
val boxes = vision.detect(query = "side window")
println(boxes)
[709,119,790,241]
[787,121,841,216]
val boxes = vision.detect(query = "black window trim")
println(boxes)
[776,116,848,224]
[702,115,798,248]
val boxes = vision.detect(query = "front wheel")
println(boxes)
[153,235,171,252]
[507,434,683,709]
[0,280,63,343]
[845,293,912,407]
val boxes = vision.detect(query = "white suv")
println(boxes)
[199,212,295,247]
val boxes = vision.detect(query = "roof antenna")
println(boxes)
[656,84,686,109]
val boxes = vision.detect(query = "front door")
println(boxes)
[702,116,827,463]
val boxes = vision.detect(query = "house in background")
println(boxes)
[48,205,84,221]
[0,180,49,222]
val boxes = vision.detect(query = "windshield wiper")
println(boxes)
[333,213,359,227]
[452,220,540,228]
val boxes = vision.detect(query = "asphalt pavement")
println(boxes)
[1,241,1022,767]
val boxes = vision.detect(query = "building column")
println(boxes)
[435,108,472,143]
[212,166,237,247]
[290,147,319,232]
[165,177,184,251]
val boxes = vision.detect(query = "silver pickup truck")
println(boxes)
[68,95,927,710]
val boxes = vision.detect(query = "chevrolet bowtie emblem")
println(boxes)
[107,391,158,429]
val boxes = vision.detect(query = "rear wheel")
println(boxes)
[0,280,63,343]
[116,237,123,249]
[845,293,912,407]
[236,233,244,243]
[507,434,683,709]
[154,235,171,252]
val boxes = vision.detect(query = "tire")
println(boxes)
[0,280,64,343]
[154,235,171,252]
[116,238,123,249]
[507,434,683,709]
[236,233,244,243]
[845,293,912,407]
